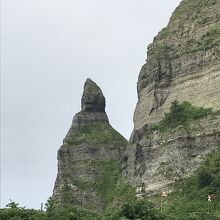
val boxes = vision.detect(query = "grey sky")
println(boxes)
[1,0,181,209]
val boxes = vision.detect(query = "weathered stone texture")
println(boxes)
[123,116,220,193]
[81,78,106,113]
[123,0,220,194]
[135,65,220,129]
[134,0,220,130]
[52,0,220,209]
[53,79,127,210]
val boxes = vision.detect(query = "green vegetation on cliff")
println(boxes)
[155,26,220,60]
[151,101,218,132]
[161,147,220,219]
[59,159,136,212]
[66,122,128,146]
[92,160,136,211]
[184,28,220,54]
[3,134,220,220]
[152,0,220,66]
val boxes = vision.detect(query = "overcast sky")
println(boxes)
[1,0,182,209]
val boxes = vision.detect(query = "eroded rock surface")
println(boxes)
[123,0,220,194]
[53,78,127,210]
[123,116,220,193]
[81,78,106,113]
[134,0,220,129]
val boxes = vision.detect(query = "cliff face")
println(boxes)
[123,0,220,193]
[123,116,220,192]
[134,0,220,129]
[52,0,220,211]
[53,79,127,210]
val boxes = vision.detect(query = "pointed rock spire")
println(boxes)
[53,78,128,211]
[66,78,109,132]
[81,78,106,113]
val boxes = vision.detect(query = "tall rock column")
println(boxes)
[53,78,128,210]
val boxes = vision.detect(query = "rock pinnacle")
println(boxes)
[81,78,106,113]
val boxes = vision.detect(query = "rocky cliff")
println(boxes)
[52,79,128,211]
[123,0,220,194]
[123,114,220,193]
[134,0,220,129]
[52,0,220,213]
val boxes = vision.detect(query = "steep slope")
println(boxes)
[134,0,220,129]
[162,146,220,219]
[123,0,220,195]
[123,102,220,192]
[52,79,128,211]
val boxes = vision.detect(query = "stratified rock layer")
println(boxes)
[123,116,220,193]
[53,79,127,210]
[123,0,220,194]
[134,0,220,130]
[81,79,106,113]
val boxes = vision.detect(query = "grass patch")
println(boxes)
[160,147,220,219]
[65,122,128,146]
[92,160,136,212]
[151,101,217,132]
[57,160,136,214]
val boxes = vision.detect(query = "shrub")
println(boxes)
[197,169,213,188]
[117,200,166,220]
[0,200,46,220]
[152,101,215,132]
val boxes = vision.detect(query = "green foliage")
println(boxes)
[0,200,165,220]
[154,0,219,59]
[66,122,128,146]
[4,145,220,220]
[94,160,121,203]
[109,200,166,220]
[0,200,101,220]
[153,26,220,64]
[55,159,136,214]
[0,200,46,220]
[197,169,213,189]
[6,200,21,209]
[160,147,220,219]
[151,101,215,132]
[45,206,100,220]
[93,160,136,211]
[45,197,56,218]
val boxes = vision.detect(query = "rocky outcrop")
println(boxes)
[134,0,220,129]
[123,116,220,193]
[81,78,106,113]
[52,0,220,210]
[123,0,220,194]
[53,79,128,210]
